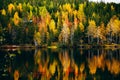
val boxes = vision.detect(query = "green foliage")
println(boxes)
[73,26,83,46]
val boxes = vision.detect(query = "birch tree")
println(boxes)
[87,20,97,44]
[106,16,120,43]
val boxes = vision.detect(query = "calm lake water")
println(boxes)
[0,48,120,80]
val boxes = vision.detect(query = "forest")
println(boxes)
[0,0,120,47]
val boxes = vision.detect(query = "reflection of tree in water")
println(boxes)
[59,49,86,80]
[2,48,120,80]
[33,48,120,80]
[34,49,50,80]
[87,49,120,79]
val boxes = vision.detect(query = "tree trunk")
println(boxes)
[97,37,99,44]
[115,34,117,43]
[88,35,90,44]
[119,34,120,44]
[91,37,93,44]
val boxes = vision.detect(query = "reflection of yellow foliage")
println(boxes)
[106,60,111,71]
[34,49,41,64]
[80,63,85,73]
[1,9,6,16]
[8,3,15,14]
[111,59,120,75]
[75,64,78,76]
[59,51,70,76]
[14,70,19,80]
[49,61,57,75]
[88,57,97,75]
[106,58,120,75]
[97,55,104,70]
[13,12,21,25]
[78,73,86,80]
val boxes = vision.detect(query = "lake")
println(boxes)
[0,48,120,80]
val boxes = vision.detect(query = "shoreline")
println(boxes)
[0,44,120,49]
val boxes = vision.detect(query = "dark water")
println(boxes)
[0,48,120,80]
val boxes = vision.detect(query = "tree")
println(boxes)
[34,32,41,46]
[8,3,15,14]
[1,9,6,16]
[13,11,21,26]
[59,19,70,46]
[106,16,120,44]
[87,20,97,44]
[77,3,86,23]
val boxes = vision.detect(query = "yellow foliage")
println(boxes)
[49,19,56,33]
[77,3,85,22]
[62,11,68,21]
[59,5,62,10]
[27,3,33,11]
[17,3,23,12]
[79,4,84,12]
[106,16,120,35]
[59,21,70,44]
[46,13,51,25]
[28,10,33,20]
[39,6,48,17]
[87,20,97,37]
[55,10,59,18]
[73,10,77,17]
[111,5,114,11]
[1,9,6,16]
[49,1,54,9]
[13,12,21,25]
[63,3,72,13]
[79,22,84,32]
[89,20,96,26]
[8,3,15,14]
[92,12,96,17]
[34,32,41,45]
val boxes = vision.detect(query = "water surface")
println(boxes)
[0,48,120,80]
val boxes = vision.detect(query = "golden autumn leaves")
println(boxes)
[0,3,22,26]
[0,2,120,45]
[13,12,21,26]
